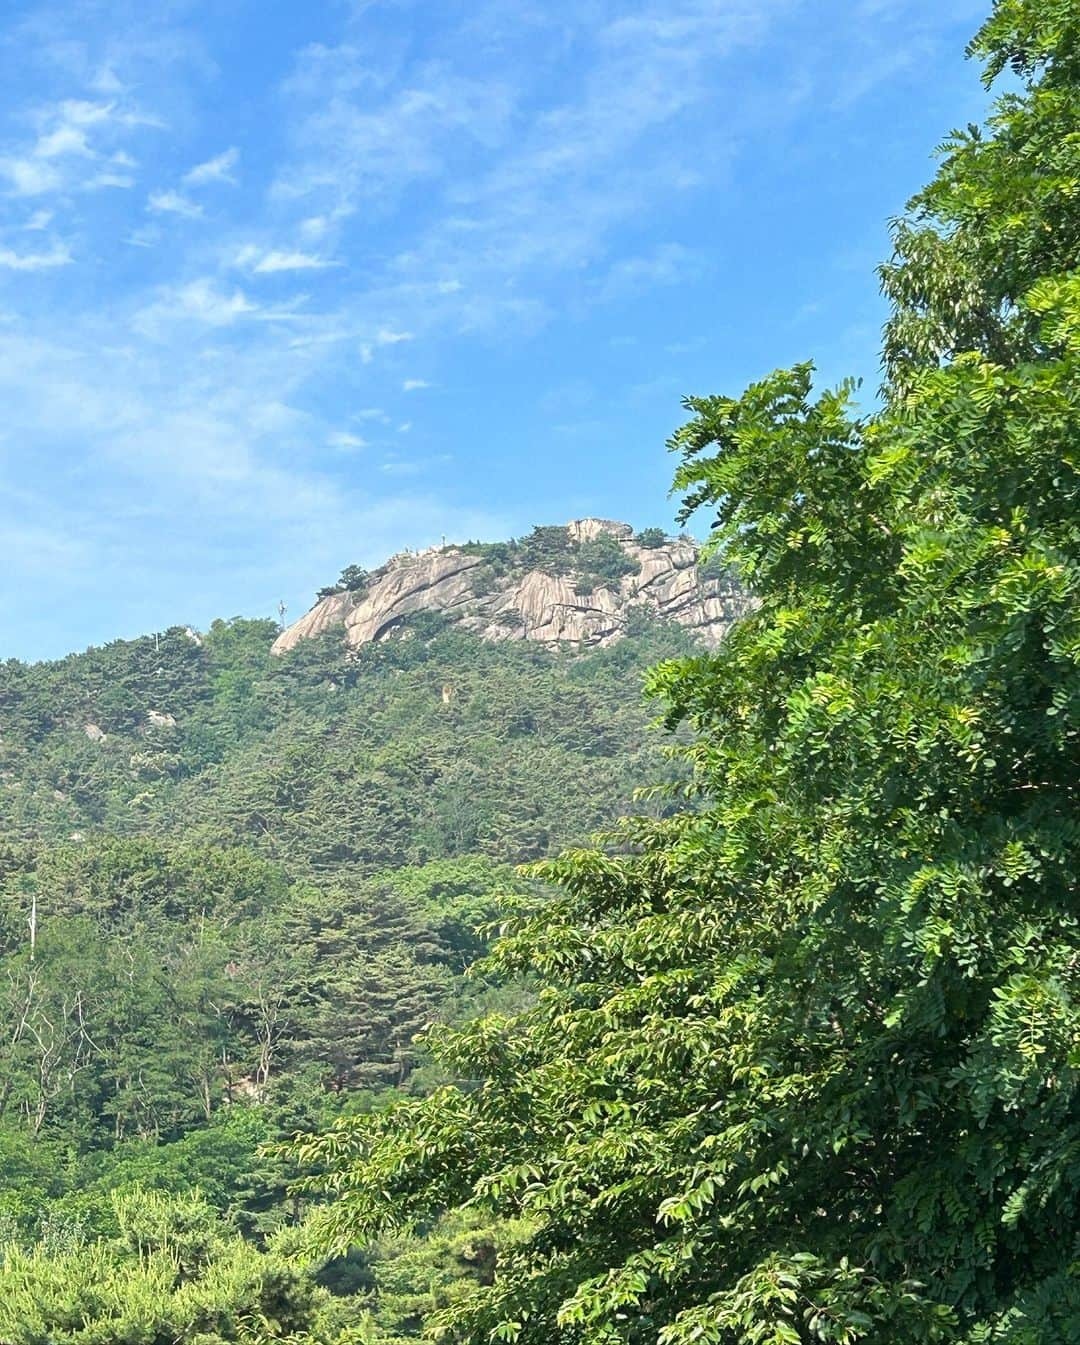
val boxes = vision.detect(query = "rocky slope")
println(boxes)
[272,518,750,655]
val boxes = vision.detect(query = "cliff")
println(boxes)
[272,518,749,655]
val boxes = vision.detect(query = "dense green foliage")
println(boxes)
[0,839,508,1158]
[0,616,695,870]
[573,536,641,594]
[881,0,1080,393]
[6,4,1077,1341]
[0,607,701,1336]
[0,1191,329,1344]
[295,7,1080,1343]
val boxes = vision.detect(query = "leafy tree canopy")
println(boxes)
[295,6,1080,1343]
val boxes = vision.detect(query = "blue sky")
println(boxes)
[1,0,991,661]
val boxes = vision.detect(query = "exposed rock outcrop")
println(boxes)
[272,518,750,656]
[274,589,359,649]
[345,550,484,644]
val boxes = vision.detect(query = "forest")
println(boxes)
[0,607,701,1339]
[3,0,1080,1341]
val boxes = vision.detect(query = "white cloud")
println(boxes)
[253,249,334,274]
[86,171,135,190]
[135,278,257,331]
[174,282,253,323]
[0,317,512,658]
[286,327,349,350]
[183,147,239,186]
[25,210,53,231]
[379,453,451,476]
[1,157,63,196]
[35,124,93,158]
[376,327,413,345]
[266,0,784,343]
[328,430,367,450]
[0,244,72,271]
[297,206,355,243]
[275,60,517,206]
[54,100,116,129]
[134,279,315,337]
[147,189,204,218]
[597,243,703,301]
[124,226,159,249]
[92,68,125,95]
[402,378,429,391]
[0,100,144,198]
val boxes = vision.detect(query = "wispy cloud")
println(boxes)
[0,242,72,270]
[0,157,62,196]
[0,0,988,658]
[0,97,152,198]
[328,430,367,450]
[134,278,257,332]
[276,58,516,208]
[265,0,792,346]
[380,452,451,476]
[0,310,510,655]
[147,188,203,218]
[183,146,239,185]
[597,243,704,302]
[237,246,335,274]
[357,328,417,363]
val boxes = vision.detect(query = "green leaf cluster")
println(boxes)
[0,1190,329,1344]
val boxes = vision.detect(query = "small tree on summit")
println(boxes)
[317,564,370,601]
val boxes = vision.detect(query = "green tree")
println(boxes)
[880,0,1080,391]
[516,526,575,575]
[318,566,371,600]
[295,7,1080,1342]
[573,536,640,593]
[0,1190,329,1344]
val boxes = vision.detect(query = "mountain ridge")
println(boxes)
[273,517,749,655]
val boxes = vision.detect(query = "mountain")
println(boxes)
[0,523,741,1336]
[273,518,750,655]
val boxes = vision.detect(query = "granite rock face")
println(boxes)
[272,519,750,655]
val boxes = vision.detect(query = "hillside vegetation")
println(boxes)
[0,607,702,1339]
[294,5,1080,1343]
[3,2,1080,1342]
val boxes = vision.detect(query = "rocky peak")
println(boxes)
[271,520,750,655]
[566,517,633,544]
